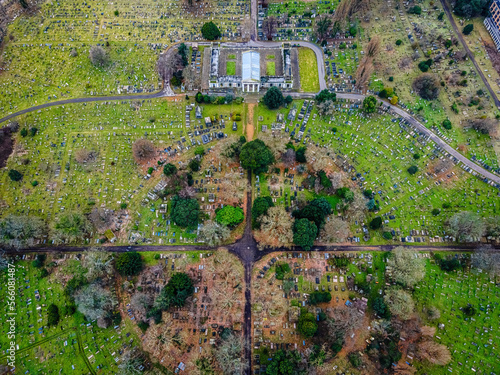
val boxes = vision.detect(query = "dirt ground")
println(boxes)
[0,127,14,168]
[246,103,255,140]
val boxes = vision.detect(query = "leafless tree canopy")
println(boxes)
[214,332,248,375]
[446,211,486,242]
[281,148,296,167]
[198,221,231,246]
[469,118,498,137]
[88,207,115,233]
[132,139,156,163]
[75,149,99,164]
[317,100,335,117]
[157,50,183,81]
[327,306,363,338]
[254,206,294,248]
[387,247,426,288]
[74,283,116,321]
[355,57,374,92]
[384,288,415,320]
[417,340,451,366]
[89,45,109,67]
[262,16,277,41]
[320,216,351,242]
[472,244,500,276]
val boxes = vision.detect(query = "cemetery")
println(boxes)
[251,250,500,374]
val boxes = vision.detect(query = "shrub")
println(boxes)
[20,128,28,137]
[115,252,143,276]
[163,163,177,176]
[8,169,23,181]
[349,353,362,368]
[297,309,317,337]
[408,165,418,175]
[31,180,38,187]
[463,24,473,35]
[383,231,393,240]
[171,196,200,228]
[309,291,331,305]
[396,39,402,46]
[120,203,128,209]
[442,119,452,129]
[188,158,201,172]
[432,208,441,216]
[408,5,422,14]
[369,217,382,230]
[413,153,420,160]
[413,74,440,100]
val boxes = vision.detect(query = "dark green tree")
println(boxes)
[295,146,307,163]
[369,216,383,230]
[298,308,317,337]
[115,252,143,276]
[251,196,274,228]
[293,219,317,250]
[463,24,474,35]
[454,0,490,18]
[8,169,23,182]
[163,163,177,176]
[195,92,204,103]
[315,89,336,104]
[264,350,306,375]
[47,304,60,326]
[201,21,221,40]
[262,86,284,109]
[170,196,200,227]
[178,43,188,67]
[239,139,275,174]
[153,272,194,311]
[363,95,378,113]
[188,158,201,172]
[407,165,418,175]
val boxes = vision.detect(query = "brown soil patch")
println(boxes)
[0,127,14,168]
[246,103,255,141]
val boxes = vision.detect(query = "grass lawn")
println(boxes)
[266,61,276,76]
[228,54,236,59]
[266,54,275,59]
[298,47,320,92]
[227,61,236,75]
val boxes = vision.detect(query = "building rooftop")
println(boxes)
[242,50,260,82]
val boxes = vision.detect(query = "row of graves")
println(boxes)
[412,256,500,374]
[252,252,380,372]
[326,43,359,93]
[298,98,500,243]
[262,1,336,41]
[0,254,140,373]
[0,41,160,112]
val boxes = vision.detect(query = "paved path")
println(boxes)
[0,89,170,125]
[440,0,500,108]
[335,93,500,184]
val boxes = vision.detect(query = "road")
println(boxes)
[439,0,500,108]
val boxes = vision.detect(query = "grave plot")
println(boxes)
[251,99,499,244]
[251,251,389,372]
[411,256,500,374]
[125,250,245,373]
[0,254,140,374]
[1,0,247,111]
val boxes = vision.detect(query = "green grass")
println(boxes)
[266,54,275,59]
[228,54,236,59]
[227,61,236,75]
[266,61,276,76]
[298,47,320,92]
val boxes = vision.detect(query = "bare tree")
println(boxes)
[320,216,350,242]
[89,45,109,67]
[132,139,156,163]
[317,100,335,117]
[327,306,363,338]
[472,244,500,276]
[355,57,374,92]
[384,288,415,320]
[83,247,114,281]
[254,206,294,248]
[344,190,367,224]
[329,172,344,190]
[366,36,381,58]
[88,207,115,233]
[198,221,231,246]
[130,292,153,315]
[387,247,426,288]
[262,16,277,41]
[74,149,99,164]
[469,118,498,137]
[281,148,296,167]
[74,283,116,321]
[118,349,143,375]
[157,51,182,82]
[214,332,248,375]
[417,341,451,366]
[0,214,46,249]
[51,212,92,244]
[446,211,485,242]
[182,65,200,90]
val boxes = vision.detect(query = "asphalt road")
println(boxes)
[439,0,500,108]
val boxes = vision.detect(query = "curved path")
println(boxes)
[0,89,169,125]
[439,0,500,108]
